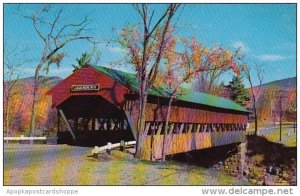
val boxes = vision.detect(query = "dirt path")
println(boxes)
[4,144,248,185]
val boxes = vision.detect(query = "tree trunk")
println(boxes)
[133,4,179,158]
[135,79,148,158]
[294,118,296,134]
[162,96,174,161]
[29,63,43,137]
[270,99,273,124]
[254,105,258,135]
[5,97,10,136]
[252,95,258,135]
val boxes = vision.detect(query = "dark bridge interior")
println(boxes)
[57,95,135,147]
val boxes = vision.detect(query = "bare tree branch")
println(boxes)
[19,5,95,136]
[4,42,29,135]
[49,8,63,39]
[243,62,264,135]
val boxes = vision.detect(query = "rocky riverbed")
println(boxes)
[243,135,296,185]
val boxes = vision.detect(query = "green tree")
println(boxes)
[72,52,92,72]
[228,75,250,106]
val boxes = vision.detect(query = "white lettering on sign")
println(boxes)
[71,84,100,92]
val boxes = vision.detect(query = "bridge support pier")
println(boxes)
[239,142,247,175]
[213,142,247,176]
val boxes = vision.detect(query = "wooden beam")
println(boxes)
[4,136,47,141]
[156,122,163,135]
[98,118,103,130]
[74,118,78,133]
[196,124,201,133]
[91,141,136,155]
[92,118,95,131]
[57,110,60,133]
[188,124,193,133]
[203,124,207,132]
[125,111,137,140]
[144,122,151,134]
[179,123,184,134]
[168,123,175,134]
[58,109,76,140]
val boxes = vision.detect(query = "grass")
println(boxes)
[246,122,296,147]
[132,161,149,185]
[4,144,248,185]
[261,128,296,147]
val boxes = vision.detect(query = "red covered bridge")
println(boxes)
[47,65,249,160]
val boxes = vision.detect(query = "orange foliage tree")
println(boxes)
[118,4,181,157]
[260,85,278,123]
[4,42,30,136]
[155,37,241,161]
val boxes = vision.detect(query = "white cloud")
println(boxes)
[13,66,73,79]
[22,67,36,74]
[106,45,127,54]
[255,54,286,62]
[232,41,250,52]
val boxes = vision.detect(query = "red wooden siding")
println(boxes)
[47,66,131,108]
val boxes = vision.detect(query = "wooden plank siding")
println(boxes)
[47,66,131,108]
[129,102,248,131]
[139,121,246,160]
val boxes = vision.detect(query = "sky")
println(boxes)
[3,3,296,87]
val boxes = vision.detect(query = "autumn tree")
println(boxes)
[19,5,94,136]
[3,43,29,136]
[156,37,241,161]
[286,89,296,122]
[118,4,181,157]
[192,45,242,96]
[259,85,277,123]
[193,60,229,95]
[241,63,263,135]
[287,100,296,133]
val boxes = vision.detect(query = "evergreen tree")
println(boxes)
[72,52,92,72]
[228,75,250,106]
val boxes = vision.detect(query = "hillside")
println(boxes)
[261,77,296,88]
[4,76,62,136]
[252,77,296,122]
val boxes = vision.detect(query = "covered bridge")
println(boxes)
[47,65,249,160]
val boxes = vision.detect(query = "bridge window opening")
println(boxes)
[144,121,247,136]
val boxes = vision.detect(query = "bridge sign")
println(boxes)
[71,84,100,92]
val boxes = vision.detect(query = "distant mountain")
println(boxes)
[259,77,296,89]
[252,77,296,122]
[16,75,62,85]
[4,76,62,135]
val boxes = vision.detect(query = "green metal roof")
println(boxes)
[92,65,249,113]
